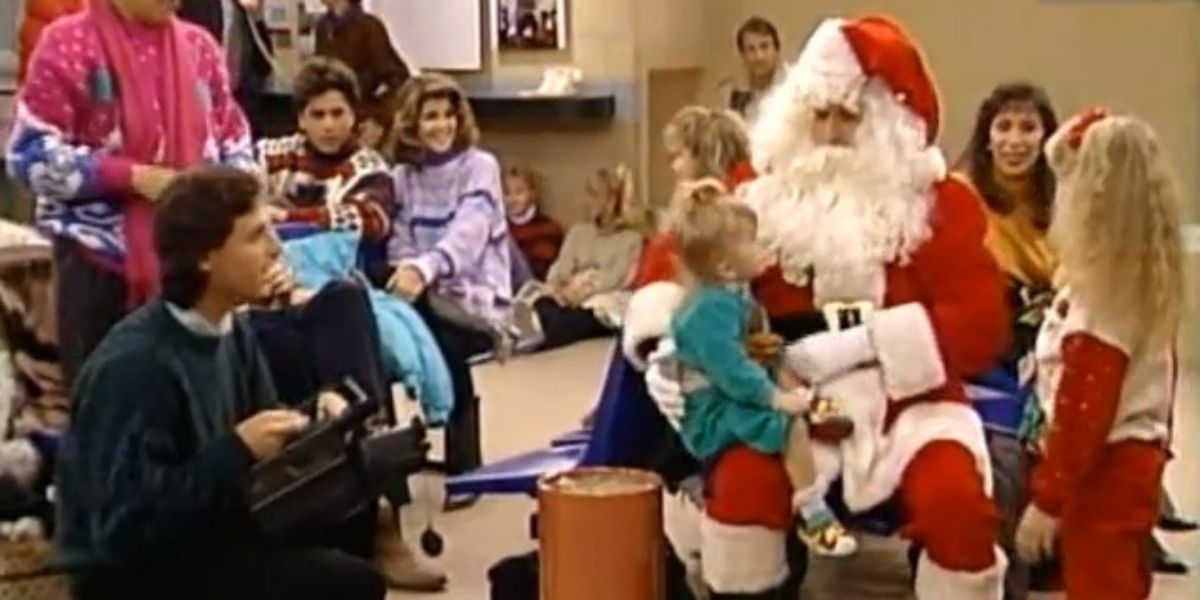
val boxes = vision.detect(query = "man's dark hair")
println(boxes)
[736,16,780,52]
[155,167,262,308]
[292,56,362,116]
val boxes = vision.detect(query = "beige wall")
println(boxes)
[708,0,1200,364]
[456,0,640,226]
[708,0,1200,215]
[454,0,1200,227]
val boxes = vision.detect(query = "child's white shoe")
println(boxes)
[799,519,858,557]
[796,504,858,558]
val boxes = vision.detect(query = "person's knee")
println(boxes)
[313,279,369,310]
[903,442,999,570]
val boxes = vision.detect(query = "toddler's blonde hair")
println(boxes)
[671,179,758,283]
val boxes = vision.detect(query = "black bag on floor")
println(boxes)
[488,550,539,600]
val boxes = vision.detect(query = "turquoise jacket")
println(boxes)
[671,285,789,460]
[283,230,454,424]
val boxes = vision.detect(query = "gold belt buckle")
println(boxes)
[821,300,875,332]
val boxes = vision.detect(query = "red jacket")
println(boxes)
[509,211,565,281]
[19,0,87,84]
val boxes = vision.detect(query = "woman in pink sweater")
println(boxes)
[6,0,254,386]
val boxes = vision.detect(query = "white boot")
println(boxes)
[699,515,789,596]
[914,547,1006,600]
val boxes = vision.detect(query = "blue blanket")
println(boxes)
[282,230,454,424]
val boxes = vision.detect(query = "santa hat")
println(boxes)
[794,15,941,145]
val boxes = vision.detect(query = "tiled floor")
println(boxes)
[391,338,1199,599]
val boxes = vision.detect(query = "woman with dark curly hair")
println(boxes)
[960,82,1059,292]
[957,81,1059,599]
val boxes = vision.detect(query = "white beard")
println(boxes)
[745,145,934,305]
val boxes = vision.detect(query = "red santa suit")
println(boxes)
[1032,290,1175,599]
[625,15,1011,598]
[747,16,1011,598]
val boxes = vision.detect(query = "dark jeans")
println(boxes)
[248,280,393,423]
[54,240,129,393]
[988,431,1031,600]
[412,294,491,475]
[533,298,613,351]
[72,506,383,600]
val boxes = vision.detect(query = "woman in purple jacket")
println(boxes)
[385,73,512,504]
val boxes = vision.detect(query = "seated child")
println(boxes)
[668,180,856,557]
[516,166,644,351]
[504,165,564,281]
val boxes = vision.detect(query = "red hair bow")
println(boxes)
[1067,107,1108,150]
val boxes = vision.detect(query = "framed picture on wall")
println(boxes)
[495,0,568,51]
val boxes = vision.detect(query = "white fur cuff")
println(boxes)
[784,327,876,384]
[914,547,1006,600]
[699,516,789,594]
[621,282,686,370]
[870,303,947,399]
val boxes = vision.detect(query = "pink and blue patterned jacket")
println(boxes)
[4,14,253,266]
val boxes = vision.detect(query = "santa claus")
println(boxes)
[624,15,1010,599]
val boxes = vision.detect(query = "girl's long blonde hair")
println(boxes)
[587,165,643,231]
[1046,114,1183,348]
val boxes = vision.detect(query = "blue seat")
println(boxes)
[446,344,670,496]
[447,339,1021,539]
[446,444,586,496]
[967,364,1032,437]
[550,430,591,448]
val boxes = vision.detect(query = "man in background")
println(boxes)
[716,16,784,123]
[178,0,274,135]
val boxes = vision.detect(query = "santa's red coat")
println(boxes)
[753,176,1009,413]
[708,175,1010,525]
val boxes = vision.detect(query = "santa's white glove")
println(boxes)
[784,326,876,384]
[1015,504,1060,564]
[645,339,686,431]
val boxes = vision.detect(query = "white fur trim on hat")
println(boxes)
[792,18,867,108]
[925,146,948,181]
[621,282,687,370]
[699,515,789,594]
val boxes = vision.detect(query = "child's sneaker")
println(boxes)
[797,506,858,557]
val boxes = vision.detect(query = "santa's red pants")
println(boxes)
[899,441,1000,571]
[1059,441,1166,600]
